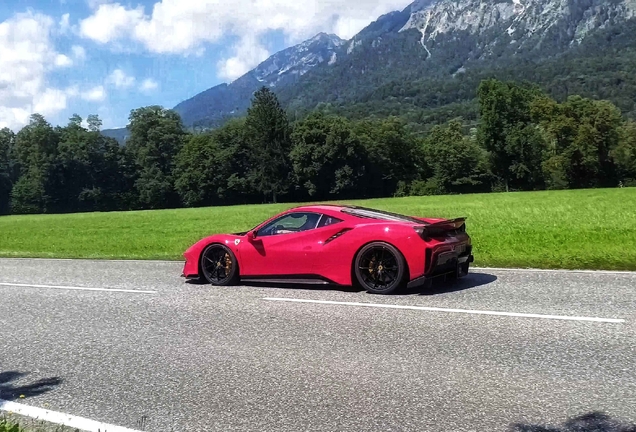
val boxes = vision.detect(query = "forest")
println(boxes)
[1,78,635,215]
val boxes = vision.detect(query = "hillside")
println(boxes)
[279,0,636,125]
[103,0,636,137]
[299,19,636,131]
[173,32,345,129]
[101,127,130,143]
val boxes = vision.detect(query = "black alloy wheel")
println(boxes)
[200,244,239,286]
[354,242,405,295]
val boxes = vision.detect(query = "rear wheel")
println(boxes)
[200,244,239,286]
[354,242,406,295]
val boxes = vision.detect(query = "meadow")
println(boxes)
[1,188,635,270]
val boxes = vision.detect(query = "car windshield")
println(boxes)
[341,206,425,224]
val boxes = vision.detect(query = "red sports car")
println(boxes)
[182,205,474,294]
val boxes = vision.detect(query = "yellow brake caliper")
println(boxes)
[224,253,232,275]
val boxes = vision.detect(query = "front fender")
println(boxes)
[182,235,244,278]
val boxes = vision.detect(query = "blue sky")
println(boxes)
[0,0,410,130]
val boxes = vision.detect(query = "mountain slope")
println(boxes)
[279,0,636,115]
[106,0,636,141]
[101,127,130,143]
[101,33,345,141]
[327,19,636,130]
[173,32,345,128]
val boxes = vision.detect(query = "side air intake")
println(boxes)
[324,229,352,244]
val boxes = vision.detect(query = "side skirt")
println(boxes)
[240,274,338,286]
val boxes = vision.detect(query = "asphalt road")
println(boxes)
[0,258,635,432]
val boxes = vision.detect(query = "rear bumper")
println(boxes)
[407,252,474,289]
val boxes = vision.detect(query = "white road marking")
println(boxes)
[0,282,156,294]
[264,297,625,323]
[0,399,143,432]
[474,266,636,276]
[0,257,181,264]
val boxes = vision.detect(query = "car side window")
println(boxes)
[317,215,343,228]
[257,212,321,237]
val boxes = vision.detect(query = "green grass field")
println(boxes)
[1,188,635,270]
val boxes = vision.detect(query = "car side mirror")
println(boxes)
[247,230,256,241]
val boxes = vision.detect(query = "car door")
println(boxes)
[297,214,348,279]
[238,212,321,277]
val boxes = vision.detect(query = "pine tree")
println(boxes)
[244,87,291,203]
[0,128,16,214]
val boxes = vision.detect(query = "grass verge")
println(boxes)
[0,188,635,270]
[0,415,77,432]
[0,417,22,432]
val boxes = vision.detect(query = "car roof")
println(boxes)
[289,204,350,213]
[286,204,423,224]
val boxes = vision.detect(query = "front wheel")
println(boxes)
[354,242,406,295]
[200,244,239,286]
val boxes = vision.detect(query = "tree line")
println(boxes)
[1,79,635,215]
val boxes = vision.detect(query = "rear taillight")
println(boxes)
[413,226,430,240]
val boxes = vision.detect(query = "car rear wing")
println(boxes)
[413,217,467,239]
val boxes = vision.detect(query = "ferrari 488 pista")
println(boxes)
[182,205,474,295]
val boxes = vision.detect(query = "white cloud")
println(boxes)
[34,88,69,116]
[140,78,159,92]
[106,69,136,88]
[55,54,73,67]
[217,36,270,81]
[79,3,144,44]
[71,45,86,60]
[0,12,79,130]
[78,0,412,78]
[81,85,106,101]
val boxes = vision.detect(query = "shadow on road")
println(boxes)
[231,281,365,293]
[510,412,636,432]
[186,272,497,296]
[0,371,62,400]
[186,276,364,292]
[418,272,498,296]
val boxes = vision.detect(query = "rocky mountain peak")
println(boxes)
[249,32,344,86]
[306,32,345,45]
[399,0,636,53]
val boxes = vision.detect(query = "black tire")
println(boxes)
[354,242,406,295]
[199,244,239,286]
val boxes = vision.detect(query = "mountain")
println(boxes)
[279,0,636,112]
[172,32,345,128]
[101,127,130,143]
[105,0,636,142]
[361,0,636,57]
[101,33,345,142]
